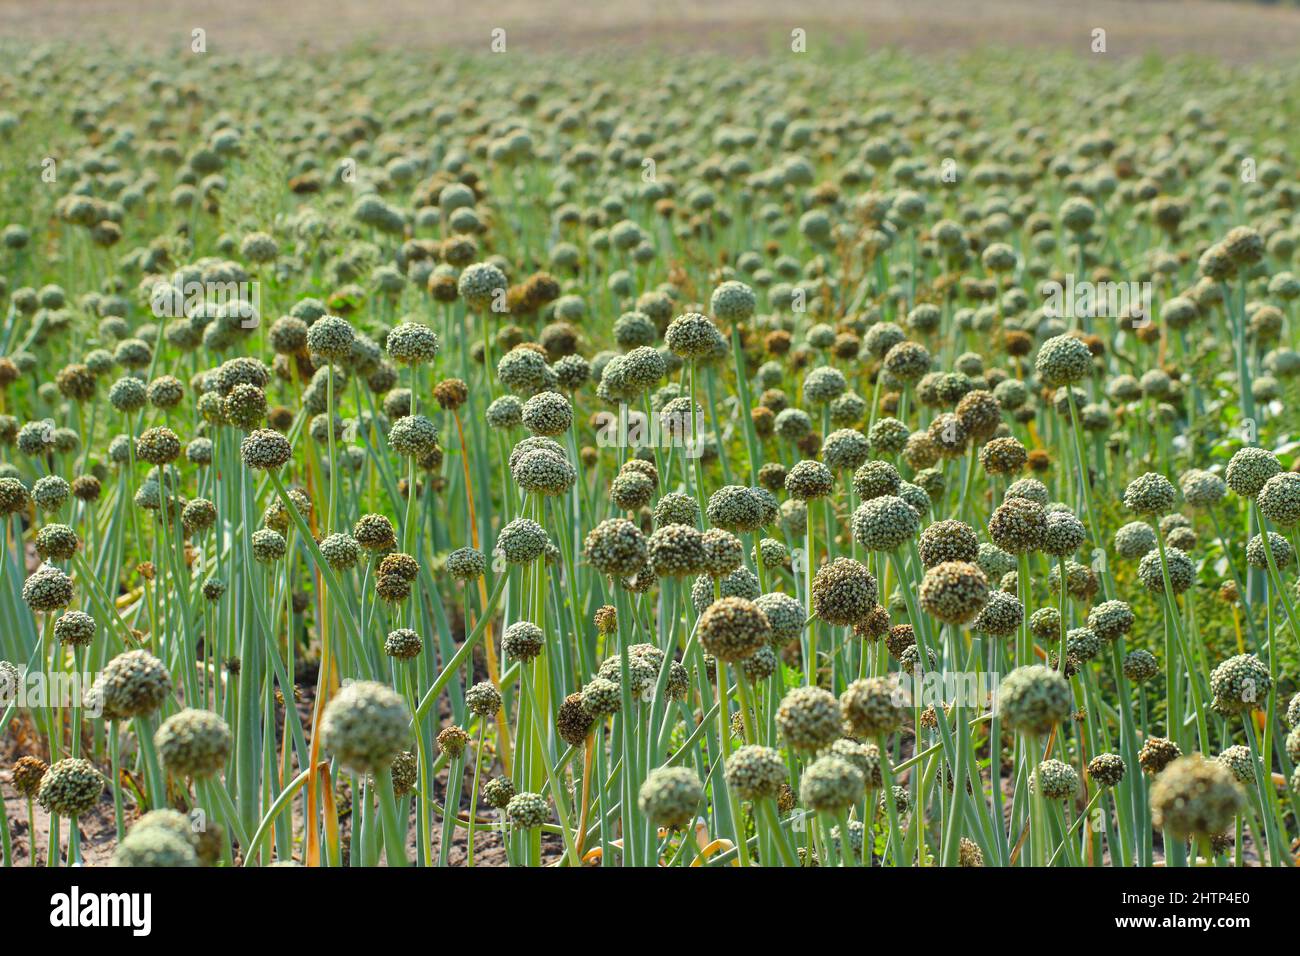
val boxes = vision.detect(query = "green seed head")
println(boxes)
[638,766,703,829]
[319,681,408,774]
[776,685,843,754]
[1150,755,1243,839]
[997,664,1072,736]
[38,757,104,817]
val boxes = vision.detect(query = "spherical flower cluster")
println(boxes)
[306,315,355,361]
[465,681,503,720]
[852,495,920,552]
[486,394,524,428]
[1123,649,1160,683]
[386,321,440,365]
[109,376,147,412]
[868,418,910,455]
[512,448,576,496]
[917,520,979,568]
[1150,756,1243,839]
[0,477,30,516]
[1088,752,1127,788]
[977,543,1016,581]
[520,390,572,437]
[111,824,201,868]
[776,685,842,753]
[1255,472,1300,527]
[1136,546,1194,594]
[1216,745,1255,785]
[652,492,699,529]
[22,563,74,613]
[1087,600,1135,641]
[354,513,397,552]
[11,755,47,798]
[503,621,545,662]
[446,546,487,581]
[388,414,439,458]
[240,429,292,470]
[638,766,703,829]
[709,280,756,321]
[250,528,287,563]
[998,664,1071,735]
[1114,520,1157,559]
[498,347,555,396]
[955,389,1001,439]
[1034,334,1092,388]
[609,470,654,510]
[700,528,743,576]
[800,755,864,812]
[320,680,408,774]
[754,591,806,646]
[552,692,594,747]
[154,709,231,779]
[437,725,470,758]
[1032,759,1079,800]
[1246,531,1291,570]
[648,523,707,577]
[811,557,878,626]
[35,523,79,561]
[1179,469,1226,508]
[971,590,1024,637]
[136,426,181,465]
[774,407,813,441]
[785,459,835,499]
[96,649,172,719]
[53,610,96,648]
[979,436,1028,475]
[822,429,870,472]
[698,597,771,662]
[384,628,423,660]
[483,776,516,810]
[852,460,902,500]
[581,676,622,717]
[802,366,847,406]
[1123,472,1177,515]
[319,532,362,571]
[725,745,787,801]
[988,497,1046,553]
[706,485,765,532]
[505,791,550,829]
[181,498,218,536]
[1042,510,1086,557]
[665,313,721,359]
[1225,447,1281,499]
[37,758,104,816]
[1138,736,1182,775]
[457,262,508,310]
[496,517,550,564]
[841,677,904,737]
[580,518,644,577]
[1208,654,1270,714]
[381,751,417,799]
[882,341,931,383]
[916,557,990,622]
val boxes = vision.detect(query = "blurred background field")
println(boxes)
[1,0,1298,60]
